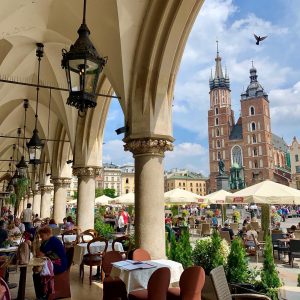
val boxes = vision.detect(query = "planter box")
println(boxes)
[202,275,217,300]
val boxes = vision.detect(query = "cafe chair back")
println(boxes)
[0,277,11,300]
[132,248,151,261]
[289,239,300,268]
[167,266,205,300]
[112,235,133,259]
[128,267,171,300]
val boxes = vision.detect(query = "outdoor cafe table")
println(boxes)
[57,234,93,244]
[73,241,124,265]
[110,259,184,293]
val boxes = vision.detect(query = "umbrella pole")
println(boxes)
[221,204,226,225]
[261,204,271,238]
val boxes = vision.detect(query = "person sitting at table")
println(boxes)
[7,217,21,237]
[61,218,67,230]
[273,222,282,231]
[48,219,58,229]
[221,221,234,240]
[238,226,247,238]
[64,216,75,231]
[33,226,67,300]
[288,225,297,238]
[211,214,218,227]
[0,221,8,248]
[243,216,251,226]
[15,218,25,234]
[245,224,257,242]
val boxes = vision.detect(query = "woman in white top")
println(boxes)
[117,211,125,233]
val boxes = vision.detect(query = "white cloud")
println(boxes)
[165,143,209,175]
[102,139,133,165]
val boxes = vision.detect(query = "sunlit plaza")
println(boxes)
[0,1,300,300]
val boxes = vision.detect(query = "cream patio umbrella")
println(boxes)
[95,195,111,206]
[225,180,300,205]
[112,192,135,206]
[164,188,201,205]
[201,189,232,204]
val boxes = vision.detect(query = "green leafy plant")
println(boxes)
[262,204,271,238]
[297,274,300,287]
[2,239,12,248]
[15,177,29,215]
[167,229,193,269]
[226,238,251,283]
[94,218,115,240]
[232,210,241,222]
[206,210,214,218]
[6,193,16,206]
[260,235,281,299]
[171,205,179,217]
[192,230,229,275]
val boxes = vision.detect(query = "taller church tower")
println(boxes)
[208,46,235,191]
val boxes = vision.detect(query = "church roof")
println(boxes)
[229,120,243,140]
[241,65,268,101]
[272,134,288,152]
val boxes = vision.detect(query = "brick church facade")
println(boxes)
[208,49,291,192]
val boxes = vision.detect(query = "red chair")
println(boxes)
[102,251,128,300]
[128,267,171,300]
[48,247,74,300]
[0,277,11,300]
[167,266,205,300]
[132,248,151,261]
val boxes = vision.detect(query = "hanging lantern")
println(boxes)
[26,129,44,165]
[11,170,20,186]
[16,156,28,178]
[61,0,107,112]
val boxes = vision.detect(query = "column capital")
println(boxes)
[124,138,173,156]
[50,177,71,188]
[40,185,54,193]
[33,190,41,196]
[72,166,102,178]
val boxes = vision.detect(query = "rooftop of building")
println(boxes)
[165,169,207,180]
[229,117,243,140]
[272,133,289,152]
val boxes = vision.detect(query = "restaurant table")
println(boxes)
[0,246,18,253]
[111,259,184,293]
[57,234,93,244]
[73,241,124,265]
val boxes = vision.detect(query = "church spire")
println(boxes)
[209,41,230,91]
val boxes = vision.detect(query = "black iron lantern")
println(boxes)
[11,170,20,186]
[61,0,107,112]
[27,129,44,165]
[16,156,28,178]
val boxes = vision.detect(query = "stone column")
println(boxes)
[51,178,71,224]
[124,138,173,259]
[18,198,24,217]
[32,190,41,217]
[28,189,33,205]
[40,185,53,219]
[23,195,28,211]
[73,167,101,231]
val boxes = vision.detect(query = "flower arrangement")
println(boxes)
[2,239,12,248]
[206,210,214,218]
[232,210,241,222]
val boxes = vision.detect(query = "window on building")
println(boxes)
[217,151,221,160]
[215,118,219,126]
[217,140,221,148]
[252,134,257,143]
[179,182,181,187]
[253,147,258,156]
[105,177,108,181]
[231,145,243,167]
[190,183,193,187]
[254,160,258,168]
[126,178,129,184]
[112,177,114,181]
[296,154,299,162]
[297,181,300,190]
[250,106,255,116]
[296,166,300,173]
[196,183,198,187]
[216,128,220,137]
[183,182,185,187]
[190,188,193,192]
[196,188,199,192]
[126,189,129,194]
[251,122,256,131]
[215,107,219,115]
[105,183,109,188]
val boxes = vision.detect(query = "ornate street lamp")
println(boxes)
[16,99,29,177]
[27,43,44,164]
[61,0,107,113]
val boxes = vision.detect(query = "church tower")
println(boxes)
[208,44,235,191]
[240,64,274,185]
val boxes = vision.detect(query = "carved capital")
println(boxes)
[40,185,54,193]
[50,177,71,188]
[33,190,41,196]
[72,166,102,178]
[124,138,173,156]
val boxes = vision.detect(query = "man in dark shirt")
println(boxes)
[0,220,8,248]
[221,221,234,240]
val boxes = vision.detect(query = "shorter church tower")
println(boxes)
[208,45,235,191]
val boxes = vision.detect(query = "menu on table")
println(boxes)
[112,259,156,271]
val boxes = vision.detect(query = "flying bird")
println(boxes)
[254,34,267,45]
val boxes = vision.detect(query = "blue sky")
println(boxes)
[103,0,300,176]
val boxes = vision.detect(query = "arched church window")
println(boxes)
[217,140,221,148]
[216,128,220,137]
[217,151,221,160]
[215,118,219,126]
[253,147,258,156]
[252,134,257,144]
[251,122,256,131]
[250,106,255,116]
[215,107,219,115]
[231,145,243,167]
[254,160,258,168]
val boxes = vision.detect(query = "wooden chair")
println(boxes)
[167,266,205,300]
[220,231,231,245]
[257,230,265,243]
[102,251,127,300]
[82,229,98,237]
[132,248,151,261]
[271,229,283,235]
[230,223,239,236]
[210,266,271,299]
[79,232,95,243]
[48,247,74,300]
[252,234,265,263]
[128,267,171,300]
[61,229,79,248]
[112,235,133,259]
[195,224,202,237]
[80,237,108,285]
[201,223,211,236]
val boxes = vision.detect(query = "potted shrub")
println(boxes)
[192,230,230,299]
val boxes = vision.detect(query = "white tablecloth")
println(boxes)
[73,241,124,265]
[0,246,18,253]
[57,234,93,244]
[111,259,184,293]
